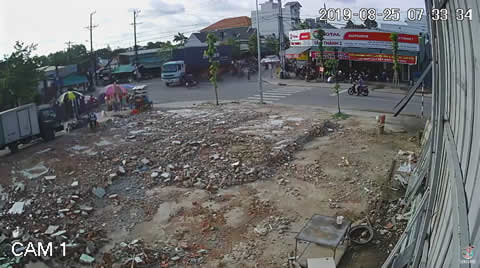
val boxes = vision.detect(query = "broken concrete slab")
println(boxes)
[20,162,49,180]
[8,201,25,214]
[44,225,60,235]
[79,254,95,264]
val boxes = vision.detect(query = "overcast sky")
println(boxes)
[0,0,426,56]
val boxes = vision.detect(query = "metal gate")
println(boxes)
[383,0,480,267]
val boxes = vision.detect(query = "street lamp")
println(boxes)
[255,0,264,104]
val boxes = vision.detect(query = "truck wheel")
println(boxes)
[8,143,19,154]
[165,82,170,87]
[42,128,55,141]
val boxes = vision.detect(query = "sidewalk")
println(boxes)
[263,77,432,97]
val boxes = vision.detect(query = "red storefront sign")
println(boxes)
[344,32,419,44]
[310,51,417,65]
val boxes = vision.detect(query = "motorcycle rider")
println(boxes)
[357,75,366,95]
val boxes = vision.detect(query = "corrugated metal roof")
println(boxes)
[112,65,135,74]
[62,74,88,87]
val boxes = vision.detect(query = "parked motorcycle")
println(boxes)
[348,83,369,96]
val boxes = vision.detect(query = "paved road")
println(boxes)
[139,77,431,116]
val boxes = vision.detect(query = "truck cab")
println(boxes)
[161,61,185,86]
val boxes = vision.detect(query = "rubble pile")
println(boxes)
[254,215,293,236]
[1,106,331,267]
[223,241,259,262]
[368,198,409,253]
[104,239,209,267]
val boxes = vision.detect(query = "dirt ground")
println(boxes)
[0,103,424,268]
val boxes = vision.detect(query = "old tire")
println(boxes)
[8,143,19,154]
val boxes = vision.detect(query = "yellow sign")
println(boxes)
[297,52,308,61]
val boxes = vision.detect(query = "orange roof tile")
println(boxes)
[200,16,252,32]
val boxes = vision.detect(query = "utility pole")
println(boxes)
[65,41,73,64]
[278,0,285,78]
[86,11,98,87]
[131,10,141,65]
[256,0,263,104]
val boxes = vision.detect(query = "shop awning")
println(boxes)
[112,65,135,74]
[62,74,88,87]
[285,46,311,59]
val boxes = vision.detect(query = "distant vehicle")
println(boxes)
[0,104,63,153]
[261,55,280,64]
[161,60,186,87]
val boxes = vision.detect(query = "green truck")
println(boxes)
[0,103,63,153]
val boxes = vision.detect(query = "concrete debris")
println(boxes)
[8,201,25,215]
[51,230,67,237]
[71,181,79,187]
[20,162,49,180]
[12,227,23,238]
[398,163,413,173]
[45,175,56,181]
[151,172,159,178]
[118,166,126,175]
[79,254,95,264]
[92,187,106,198]
[13,182,25,192]
[44,225,60,235]
[141,158,150,165]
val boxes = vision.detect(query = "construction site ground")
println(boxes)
[0,102,424,268]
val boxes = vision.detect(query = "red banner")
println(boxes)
[310,51,417,65]
[343,32,419,44]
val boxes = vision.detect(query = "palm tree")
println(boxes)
[173,32,188,47]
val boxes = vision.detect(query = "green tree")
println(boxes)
[0,42,41,110]
[248,34,258,56]
[224,38,241,59]
[95,46,113,59]
[173,32,188,46]
[390,33,400,88]
[205,33,219,105]
[314,29,326,80]
[265,36,279,55]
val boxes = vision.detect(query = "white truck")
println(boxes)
[0,103,62,153]
[161,60,186,86]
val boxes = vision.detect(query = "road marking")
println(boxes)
[262,93,291,97]
[263,92,293,95]
[248,96,280,101]
[329,88,349,96]
[244,87,313,104]
[245,99,274,104]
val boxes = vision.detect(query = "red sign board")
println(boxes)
[310,51,417,65]
[343,32,419,44]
